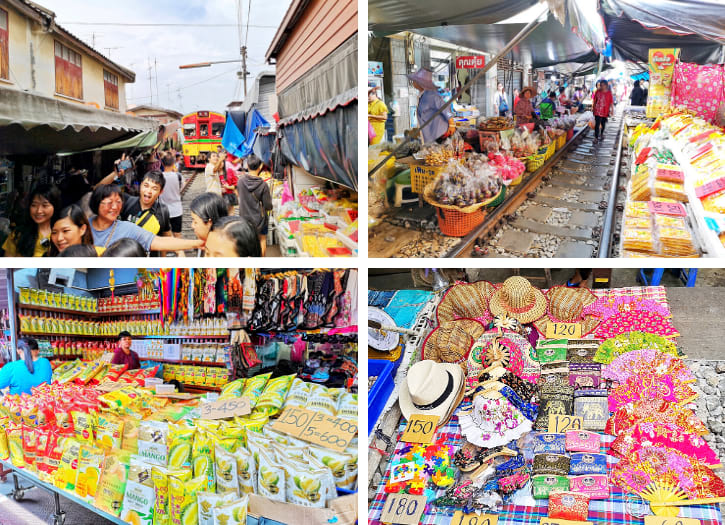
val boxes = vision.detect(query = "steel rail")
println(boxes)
[598,115,625,257]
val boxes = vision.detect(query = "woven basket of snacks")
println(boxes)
[526,152,546,173]
[423,180,504,237]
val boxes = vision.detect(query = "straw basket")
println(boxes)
[424,182,504,237]
[526,152,546,173]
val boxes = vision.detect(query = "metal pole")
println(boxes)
[368,4,550,178]
[6,269,15,361]
[598,114,625,257]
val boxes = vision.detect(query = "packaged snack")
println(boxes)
[241,373,272,408]
[198,492,236,525]
[151,466,192,525]
[96,413,124,451]
[257,447,285,502]
[138,420,169,466]
[169,474,206,525]
[42,430,65,480]
[120,456,157,525]
[233,446,257,495]
[6,423,24,467]
[284,378,310,409]
[219,378,245,400]
[168,423,194,470]
[22,425,37,472]
[305,384,337,417]
[214,444,239,496]
[254,374,295,416]
[192,430,216,492]
[122,416,141,454]
[212,493,249,525]
[55,438,81,490]
[0,422,12,460]
[76,360,106,384]
[95,450,131,517]
[307,446,357,490]
[282,457,327,508]
[72,410,95,444]
[75,445,105,501]
[548,491,591,521]
[335,392,358,421]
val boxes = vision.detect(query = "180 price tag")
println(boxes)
[379,494,426,525]
[400,414,439,444]
[545,322,582,339]
[451,511,499,525]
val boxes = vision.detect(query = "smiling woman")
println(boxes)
[2,184,61,257]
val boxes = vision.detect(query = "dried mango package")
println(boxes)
[214,444,239,496]
[95,450,131,517]
[198,492,236,525]
[54,438,81,491]
[138,420,169,467]
[72,410,95,444]
[212,493,249,525]
[75,445,105,502]
[7,422,25,467]
[120,456,157,525]
[96,413,124,451]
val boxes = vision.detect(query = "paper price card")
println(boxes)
[644,517,700,525]
[451,511,499,525]
[548,414,583,433]
[540,519,592,525]
[695,177,725,199]
[545,322,582,339]
[199,396,250,420]
[272,406,357,452]
[379,494,427,525]
[648,201,687,217]
[400,414,439,444]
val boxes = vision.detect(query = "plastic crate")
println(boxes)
[556,134,566,150]
[526,153,546,172]
[368,359,396,435]
[435,206,487,237]
[411,162,447,193]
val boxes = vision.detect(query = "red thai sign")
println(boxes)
[456,56,485,69]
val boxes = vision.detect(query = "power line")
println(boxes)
[244,0,252,48]
[126,66,240,101]
[59,22,277,28]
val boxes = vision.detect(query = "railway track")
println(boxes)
[448,107,625,258]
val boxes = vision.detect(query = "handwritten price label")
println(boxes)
[272,407,357,452]
[545,322,582,339]
[548,414,583,433]
[695,177,725,199]
[656,168,684,183]
[648,201,687,217]
[199,397,251,420]
[540,519,592,525]
[452,511,499,525]
[400,414,439,444]
[644,517,700,525]
[380,494,427,525]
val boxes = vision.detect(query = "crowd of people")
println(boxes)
[1,147,273,258]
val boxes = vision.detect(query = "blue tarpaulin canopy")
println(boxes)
[221,107,270,159]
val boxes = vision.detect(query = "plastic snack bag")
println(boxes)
[305,385,337,416]
[138,420,169,466]
[120,455,157,525]
[96,413,124,451]
[254,374,295,416]
[169,474,206,525]
[198,492,236,525]
[168,422,194,470]
[283,378,310,409]
[219,378,245,400]
[214,444,239,496]
[233,445,257,495]
[75,445,105,501]
[122,416,140,454]
[336,392,358,421]
[281,457,327,508]
[256,447,285,502]
[212,493,249,525]
[151,466,192,525]
[241,373,272,409]
[55,438,81,491]
[95,450,131,517]
[192,430,216,492]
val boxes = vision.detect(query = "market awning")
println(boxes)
[413,14,599,69]
[0,87,157,155]
[222,107,270,159]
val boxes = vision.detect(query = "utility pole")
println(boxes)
[148,58,153,105]
[241,45,248,96]
[154,58,160,107]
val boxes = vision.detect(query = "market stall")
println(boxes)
[368,275,724,525]
[0,267,358,525]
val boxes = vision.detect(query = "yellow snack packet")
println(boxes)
[120,455,157,525]
[241,373,271,408]
[75,445,105,501]
[168,422,194,470]
[214,444,239,496]
[198,492,236,525]
[95,450,131,517]
[96,413,124,451]
[233,445,256,495]
[151,466,192,525]
[169,474,206,525]
[7,423,24,468]
[122,416,140,454]
[192,430,215,492]
[254,374,295,416]
[212,494,249,525]
[219,378,245,400]
[55,438,81,491]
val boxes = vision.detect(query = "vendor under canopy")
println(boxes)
[408,69,453,144]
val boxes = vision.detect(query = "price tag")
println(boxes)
[451,511,499,525]
[272,407,357,452]
[656,168,684,183]
[379,494,427,525]
[199,397,251,420]
[545,322,582,339]
[548,414,583,433]
[648,201,687,217]
[644,517,700,525]
[689,130,716,143]
[539,518,592,525]
[400,414,439,444]
[695,176,725,199]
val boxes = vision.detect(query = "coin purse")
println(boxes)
[569,453,607,475]
[548,491,591,521]
[569,363,602,389]
[565,430,601,453]
[533,433,566,454]
[569,474,610,499]
[574,389,609,431]
[536,339,568,364]
[533,453,570,476]
[532,474,569,499]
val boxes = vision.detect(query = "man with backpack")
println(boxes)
[120,170,172,256]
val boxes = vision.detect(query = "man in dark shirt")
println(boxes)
[120,170,171,256]
[111,330,140,370]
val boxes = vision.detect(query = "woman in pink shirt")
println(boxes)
[592,80,614,143]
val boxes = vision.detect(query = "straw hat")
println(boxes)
[436,280,496,324]
[488,277,547,324]
[399,360,465,426]
[407,68,437,91]
[533,286,600,337]
[422,318,487,366]
[520,86,536,98]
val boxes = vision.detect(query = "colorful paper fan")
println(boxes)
[595,331,679,364]
[602,349,694,384]
[594,311,680,339]
[606,398,709,437]
[584,295,671,322]
[608,373,697,412]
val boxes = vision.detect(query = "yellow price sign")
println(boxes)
[548,414,583,433]
[400,414,439,444]
[546,322,583,339]
[644,517,700,525]
[379,494,427,525]
[451,511,499,525]
[540,519,592,525]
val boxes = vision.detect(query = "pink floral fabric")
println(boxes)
[602,349,695,385]
[583,296,670,322]
[593,310,679,339]
[671,62,725,123]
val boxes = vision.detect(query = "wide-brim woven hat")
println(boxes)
[407,68,437,91]
[400,360,466,426]
[436,280,496,324]
[489,276,547,324]
[422,318,487,366]
[533,286,600,337]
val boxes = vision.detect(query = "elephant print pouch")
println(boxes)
[569,474,609,499]
[534,385,574,430]
[548,491,591,521]
[533,453,570,476]
[569,453,607,475]
[566,340,601,363]
[574,391,609,431]
[569,363,601,389]
[533,433,566,454]
[566,430,601,453]
[532,474,569,499]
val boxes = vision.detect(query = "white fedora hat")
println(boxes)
[399,360,465,426]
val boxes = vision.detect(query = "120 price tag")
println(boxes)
[644,517,700,525]
[540,519,592,525]
[548,414,583,433]
[545,322,582,339]
[199,397,250,420]
[379,494,426,525]
[400,414,439,444]
[451,511,499,525]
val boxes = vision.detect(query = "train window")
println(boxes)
[200,123,208,137]
[183,124,196,138]
[211,122,224,137]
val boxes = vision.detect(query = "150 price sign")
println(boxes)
[272,407,357,452]
[400,414,439,444]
